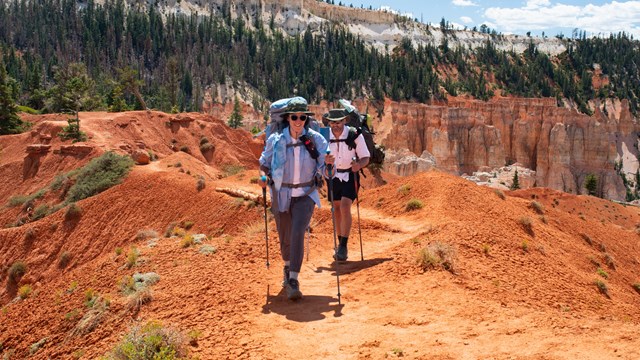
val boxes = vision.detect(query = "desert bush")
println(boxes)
[66,152,134,203]
[163,222,177,237]
[180,234,195,248]
[50,174,70,191]
[482,244,491,255]
[196,176,205,191]
[493,188,505,200]
[521,239,529,253]
[126,247,139,268]
[105,321,189,360]
[594,280,609,297]
[597,268,609,279]
[598,243,607,252]
[115,247,123,256]
[249,176,259,184]
[179,145,190,154]
[417,242,457,273]
[72,296,109,336]
[18,284,32,299]
[518,216,533,235]
[580,233,593,246]
[59,251,72,268]
[24,227,36,241]
[136,229,159,241]
[530,201,545,214]
[603,253,616,269]
[187,329,202,346]
[405,199,423,211]
[126,288,153,314]
[29,338,47,355]
[7,189,47,208]
[632,283,640,294]
[31,204,50,221]
[397,184,411,195]
[222,164,245,177]
[539,215,548,224]
[199,245,217,255]
[8,261,27,283]
[64,203,83,221]
[199,142,214,153]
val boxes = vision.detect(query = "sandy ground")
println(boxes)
[0,111,639,359]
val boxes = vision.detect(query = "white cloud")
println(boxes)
[524,0,551,9]
[484,1,640,38]
[460,16,473,24]
[452,0,478,7]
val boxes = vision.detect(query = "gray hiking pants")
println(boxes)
[272,195,315,273]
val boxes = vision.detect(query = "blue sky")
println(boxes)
[353,0,640,38]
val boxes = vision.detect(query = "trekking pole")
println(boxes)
[327,151,342,305]
[306,226,310,262]
[261,175,270,269]
[352,157,364,261]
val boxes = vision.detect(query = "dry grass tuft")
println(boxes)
[417,242,457,274]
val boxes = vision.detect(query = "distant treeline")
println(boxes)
[0,0,639,116]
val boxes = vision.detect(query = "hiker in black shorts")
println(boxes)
[323,109,370,261]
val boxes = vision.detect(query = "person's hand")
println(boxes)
[258,175,268,189]
[325,154,335,166]
[351,161,361,173]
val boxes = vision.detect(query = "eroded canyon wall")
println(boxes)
[377,98,638,200]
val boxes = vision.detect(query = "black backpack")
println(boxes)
[342,111,385,167]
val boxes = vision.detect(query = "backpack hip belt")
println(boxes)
[281,180,315,188]
[336,168,352,173]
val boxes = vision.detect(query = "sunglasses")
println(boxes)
[290,115,308,121]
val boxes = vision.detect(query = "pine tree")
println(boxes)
[0,58,26,135]
[584,174,598,196]
[228,96,244,129]
[510,169,521,190]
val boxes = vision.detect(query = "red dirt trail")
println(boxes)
[0,111,639,359]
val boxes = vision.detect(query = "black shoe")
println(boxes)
[282,265,290,287]
[285,278,302,301]
[334,237,348,261]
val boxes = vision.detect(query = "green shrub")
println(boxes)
[66,152,134,203]
[8,261,27,283]
[222,164,244,177]
[7,195,31,207]
[604,253,616,269]
[405,199,423,211]
[18,284,32,299]
[105,321,189,360]
[126,247,139,269]
[32,204,51,221]
[597,267,609,279]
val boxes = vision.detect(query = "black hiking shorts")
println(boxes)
[328,171,359,201]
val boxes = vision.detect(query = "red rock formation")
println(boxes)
[377,97,638,200]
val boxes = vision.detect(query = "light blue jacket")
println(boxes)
[259,127,328,213]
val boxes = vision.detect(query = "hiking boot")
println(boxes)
[285,278,303,301]
[282,265,290,287]
[334,237,348,261]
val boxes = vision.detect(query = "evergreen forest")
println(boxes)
[0,0,639,119]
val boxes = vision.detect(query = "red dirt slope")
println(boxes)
[0,111,639,359]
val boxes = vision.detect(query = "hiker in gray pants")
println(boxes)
[259,101,328,301]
